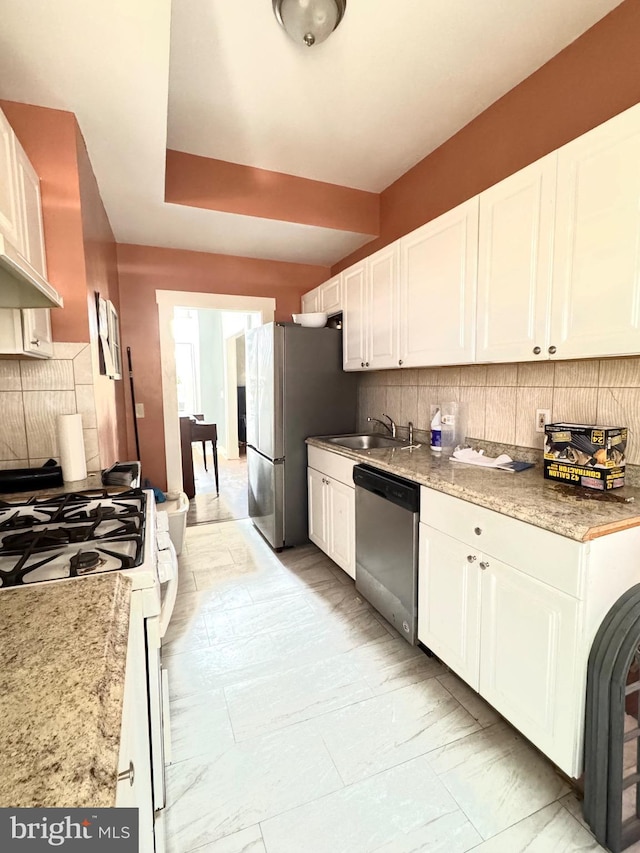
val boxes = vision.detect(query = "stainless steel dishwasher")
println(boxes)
[354,464,420,645]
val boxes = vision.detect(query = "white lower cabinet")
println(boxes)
[117,595,154,852]
[418,518,580,775]
[307,445,355,579]
[418,526,481,689]
[479,556,579,772]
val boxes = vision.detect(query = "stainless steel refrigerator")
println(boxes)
[245,322,357,549]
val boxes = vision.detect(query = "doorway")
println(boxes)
[156,290,276,523]
[173,307,259,524]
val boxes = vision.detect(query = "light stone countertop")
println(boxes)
[0,573,132,808]
[307,436,640,542]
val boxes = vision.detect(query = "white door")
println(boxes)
[14,142,47,276]
[327,478,355,578]
[22,308,53,358]
[368,243,399,370]
[0,108,22,251]
[320,274,342,315]
[307,467,328,553]
[417,525,481,689]
[551,103,640,359]
[479,557,580,775]
[342,262,368,370]
[477,154,556,363]
[400,198,478,366]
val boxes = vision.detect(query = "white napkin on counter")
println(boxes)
[449,447,513,468]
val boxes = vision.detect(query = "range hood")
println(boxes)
[0,234,63,309]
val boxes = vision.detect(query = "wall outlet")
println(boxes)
[135,402,145,418]
[535,408,551,433]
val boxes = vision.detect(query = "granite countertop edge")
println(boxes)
[306,436,640,543]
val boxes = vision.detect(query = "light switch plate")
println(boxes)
[135,402,145,418]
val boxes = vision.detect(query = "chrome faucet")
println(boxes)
[367,413,397,438]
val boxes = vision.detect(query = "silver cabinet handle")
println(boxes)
[466,555,477,563]
[398,359,403,366]
[361,361,365,368]
[365,362,369,367]
[533,346,541,355]
[474,527,482,536]
[118,761,135,786]
[31,338,40,347]
[479,561,490,571]
[548,345,557,354]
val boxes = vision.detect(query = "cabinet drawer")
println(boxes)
[420,487,583,597]
[307,445,355,488]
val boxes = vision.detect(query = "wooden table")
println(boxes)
[179,417,219,498]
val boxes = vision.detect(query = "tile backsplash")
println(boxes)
[0,343,100,472]
[357,357,640,465]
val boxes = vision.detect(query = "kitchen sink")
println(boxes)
[324,433,406,450]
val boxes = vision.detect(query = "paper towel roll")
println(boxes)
[56,414,87,482]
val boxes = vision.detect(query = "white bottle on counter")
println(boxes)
[430,407,442,452]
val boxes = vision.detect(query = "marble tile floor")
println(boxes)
[162,519,623,853]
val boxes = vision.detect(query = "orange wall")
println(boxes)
[0,101,90,341]
[116,243,329,488]
[333,0,640,272]
[75,128,127,467]
[165,149,379,235]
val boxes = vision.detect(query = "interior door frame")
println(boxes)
[156,291,275,495]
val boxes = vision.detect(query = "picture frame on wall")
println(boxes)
[106,300,122,380]
[95,292,121,379]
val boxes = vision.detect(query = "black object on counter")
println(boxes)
[0,460,63,493]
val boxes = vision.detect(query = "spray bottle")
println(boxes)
[430,406,442,452]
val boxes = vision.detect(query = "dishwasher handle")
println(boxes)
[353,464,420,513]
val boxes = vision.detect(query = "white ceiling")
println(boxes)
[0,0,623,266]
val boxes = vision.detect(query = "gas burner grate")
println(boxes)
[0,534,144,587]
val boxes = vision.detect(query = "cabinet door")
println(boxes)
[417,525,481,689]
[116,596,155,852]
[368,243,399,370]
[320,274,342,315]
[479,558,580,775]
[551,104,640,359]
[327,478,355,578]
[301,288,319,313]
[307,467,328,553]
[399,198,478,366]
[342,262,368,370]
[14,142,47,277]
[22,308,53,358]
[0,108,22,251]
[477,155,556,363]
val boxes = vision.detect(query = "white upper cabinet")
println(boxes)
[342,261,367,370]
[399,197,478,366]
[14,142,47,277]
[342,244,400,371]
[301,287,320,313]
[368,243,399,369]
[319,274,342,315]
[476,154,556,363]
[301,275,342,316]
[0,109,22,251]
[551,104,640,359]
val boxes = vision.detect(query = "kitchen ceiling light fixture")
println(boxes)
[272,0,346,47]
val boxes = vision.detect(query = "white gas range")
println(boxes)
[0,486,178,853]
